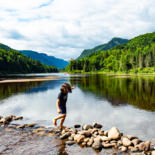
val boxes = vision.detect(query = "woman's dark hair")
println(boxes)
[60,83,72,93]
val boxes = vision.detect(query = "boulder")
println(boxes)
[74,134,85,143]
[132,139,140,146]
[136,141,150,151]
[104,130,109,136]
[60,132,71,139]
[119,146,127,152]
[102,142,116,148]
[74,124,81,128]
[82,125,93,130]
[80,130,91,137]
[108,127,120,140]
[98,130,104,136]
[87,138,94,147]
[121,136,132,147]
[93,123,102,129]
[92,141,102,150]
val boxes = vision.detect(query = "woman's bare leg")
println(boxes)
[53,114,66,127]
[60,114,66,129]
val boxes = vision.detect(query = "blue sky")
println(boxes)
[0,0,155,60]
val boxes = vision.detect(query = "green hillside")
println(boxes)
[68,32,155,73]
[0,44,58,74]
[77,38,128,59]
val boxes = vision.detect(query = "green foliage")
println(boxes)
[77,38,128,59]
[68,32,155,73]
[0,44,58,74]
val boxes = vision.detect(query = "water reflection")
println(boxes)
[69,74,155,111]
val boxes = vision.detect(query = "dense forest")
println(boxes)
[67,32,155,73]
[0,44,58,74]
[77,38,128,59]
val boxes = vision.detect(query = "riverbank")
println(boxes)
[0,115,155,155]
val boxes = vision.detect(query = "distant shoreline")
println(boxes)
[0,76,58,83]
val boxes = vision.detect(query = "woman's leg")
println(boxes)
[60,114,66,128]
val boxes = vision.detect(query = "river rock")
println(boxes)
[16,124,25,129]
[98,130,104,136]
[93,123,102,129]
[74,134,85,143]
[104,130,109,136]
[69,128,77,134]
[102,142,116,148]
[92,140,102,150]
[121,136,132,147]
[119,146,127,152]
[136,141,150,151]
[26,124,36,128]
[108,127,120,140]
[65,141,75,146]
[132,139,140,146]
[80,130,91,137]
[84,138,90,143]
[0,116,12,124]
[128,146,138,152]
[100,136,110,141]
[87,138,94,147]
[127,135,137,140]
[81,142,87,147]
[82,124,93,130]
[117,140,123,147]
[90,128,98,134]
[13,116,23,120]
[60,132,71,139]
[74,124,81,128]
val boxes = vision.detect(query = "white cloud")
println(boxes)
[0,0,155,60]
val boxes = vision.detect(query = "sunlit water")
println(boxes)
[0,73,155,141]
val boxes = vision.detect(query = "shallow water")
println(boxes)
[0,73,155,141]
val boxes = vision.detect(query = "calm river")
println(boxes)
[0,73,155,141]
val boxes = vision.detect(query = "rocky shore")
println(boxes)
[0,115,155,155]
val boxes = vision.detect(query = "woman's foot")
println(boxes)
[53,118,57,126]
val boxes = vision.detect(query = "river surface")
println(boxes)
[0,73,155,142]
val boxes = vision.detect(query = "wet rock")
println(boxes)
[108,127,120,140]
[60,132,71,139]
[0,116,12,124]
[84,138,90,143]
[127,135,137,140]
[100,136,110,141]
[93,123,102,129]
[33,127,45,133]
[132,139,140,146]
[74,134,85,143]
[121,136,132,147]
[136,141,150,151]
[87,138,94,147]
[98,130,104,136]
[90,128,98,134]
[16,124,25,129]
[92,140,102,150]
[69,128,77,134]
[74,124,81,128]
[80,130,91,137]
[81,142,87,147]
[104,130,108,136]
[13,116,23,120]
[117,140,123,147]
[128,146,138,152]
[65,141,75,145]
[26,124,36,128]
[102,142,116,148]
[119,146,127,152]
[82,125,93,130]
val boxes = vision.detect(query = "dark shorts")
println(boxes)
[60,106,66,114]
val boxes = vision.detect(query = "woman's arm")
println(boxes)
[56,99,61,113]
[71,85,76,90]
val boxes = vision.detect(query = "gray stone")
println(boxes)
[74,134,85,143]
[60,132,71,139]
[108,127,120,140]
[65,141,75,145]
[93,123,102,129]
[82,124,93,130]
[74,124,81,128]
[121,136,132,147]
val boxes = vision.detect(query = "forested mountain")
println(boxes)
[0,43,58,74]
[77,38,129,59]
[68,32,155,73]
[19,50,69,69]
